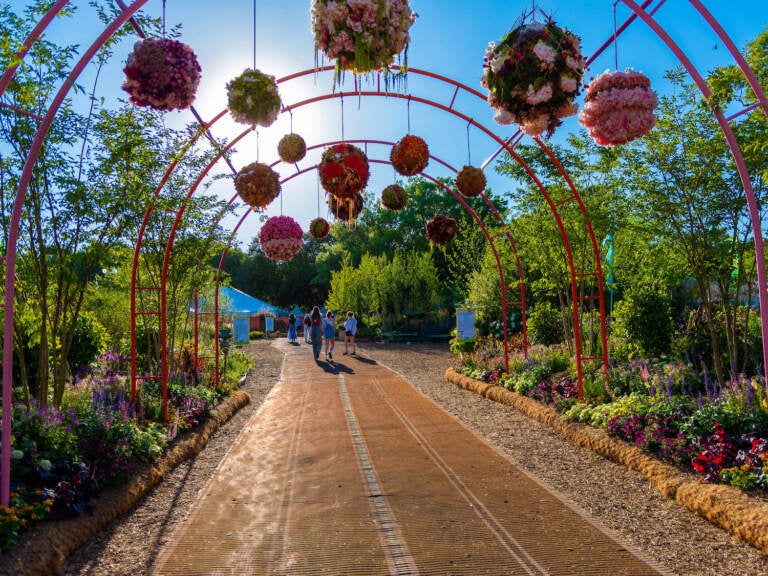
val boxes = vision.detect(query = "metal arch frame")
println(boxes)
[2,0,766,506]
[134,67,607,407]
[206,139,525,364]
[616,0,768,391]
[146,127,522,421]
[0,0,150,511]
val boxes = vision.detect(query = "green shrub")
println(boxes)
[528,302,563,346]
[68,312,109,376]
[249,330,264,340]
[450,337,476,356]
[611,281,673,359]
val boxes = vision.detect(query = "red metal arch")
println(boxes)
[3,0,767,508]
[205,149,517,374]
[127,67,605,411]
[139,126,523,420]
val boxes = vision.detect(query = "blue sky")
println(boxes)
[25,0,768,247]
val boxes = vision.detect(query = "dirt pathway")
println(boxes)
[152,341,668,575]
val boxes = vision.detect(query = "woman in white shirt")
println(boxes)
[343,311,357,355]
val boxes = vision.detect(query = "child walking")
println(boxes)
[343,311,357,355]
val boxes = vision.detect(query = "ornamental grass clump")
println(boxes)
[482,15,585,137]
[234,162,281,209]
[227,68,281,126]
[456,165,486,198]
[122,38,202,111]
[390,134,429,176]
[380,184,407,211]
[277,133,307,163]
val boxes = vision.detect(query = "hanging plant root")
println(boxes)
[0,391,251,576]
[444,367,768,555]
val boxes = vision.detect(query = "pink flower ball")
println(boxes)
[579,69,658,146]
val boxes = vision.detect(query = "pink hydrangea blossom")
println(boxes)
[533,41,557,66]
[526,83,553,105]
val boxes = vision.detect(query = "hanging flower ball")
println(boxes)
[259,215,304,262]
[482,17,585,138]
[390,135,429,176]
[381,184,407,211]
[122,38,202,111]
[425,214,460,247]
[277,133,307,164]
[319,143,370,200]
[579,69,658,146]
[328,191,364,223]
[456,166,486,198]
[309,217,331,239]
[227,68,281,126]
[234,162,281,209]
[311,0,416,77]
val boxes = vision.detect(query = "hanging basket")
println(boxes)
[277,133,307,163]
[311,0,416,77]
[390,135,429,176]
[381,184,407,211]
[259,216,304,261]
[319,143,370,200]
[227,68,281,126]
[579,69,658,146]
[425,214,460,247]
[234,162,281,209]
[456,166,486,198]
[482,16,585,137]
[122,38,202,111]
[328,191,364,224]
[309,217,331,239]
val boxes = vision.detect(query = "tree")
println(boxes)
[1,4,226,403]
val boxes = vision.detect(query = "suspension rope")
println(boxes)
[340,94,345,141]
[162,0,166,37]
[253,0,257,69]
[466,121,472,165]
[407,95,411,134]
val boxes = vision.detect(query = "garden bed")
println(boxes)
[444,367,768,556]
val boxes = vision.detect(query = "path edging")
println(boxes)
[444,367,768,555]
[0,390,251,576]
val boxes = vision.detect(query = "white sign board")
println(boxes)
[456,310,475,339]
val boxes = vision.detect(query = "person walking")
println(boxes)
[343,311,357,355]
[302,313,311,343]
[310,306,323,360]
[323,311,336,361]
[287,313,298,343]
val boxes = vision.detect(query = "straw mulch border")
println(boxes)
[444,367,768,556]
[0,390,251,576]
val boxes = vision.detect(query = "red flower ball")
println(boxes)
[381,184,407,211]
[319,143,370,200]
[456,166,486,198]
[309,217,330,239]
[425,214,460,247]
[391,135,429,176]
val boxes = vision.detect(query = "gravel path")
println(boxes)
[64,340,767,575]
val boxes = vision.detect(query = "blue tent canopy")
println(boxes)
[219,286,278,316]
